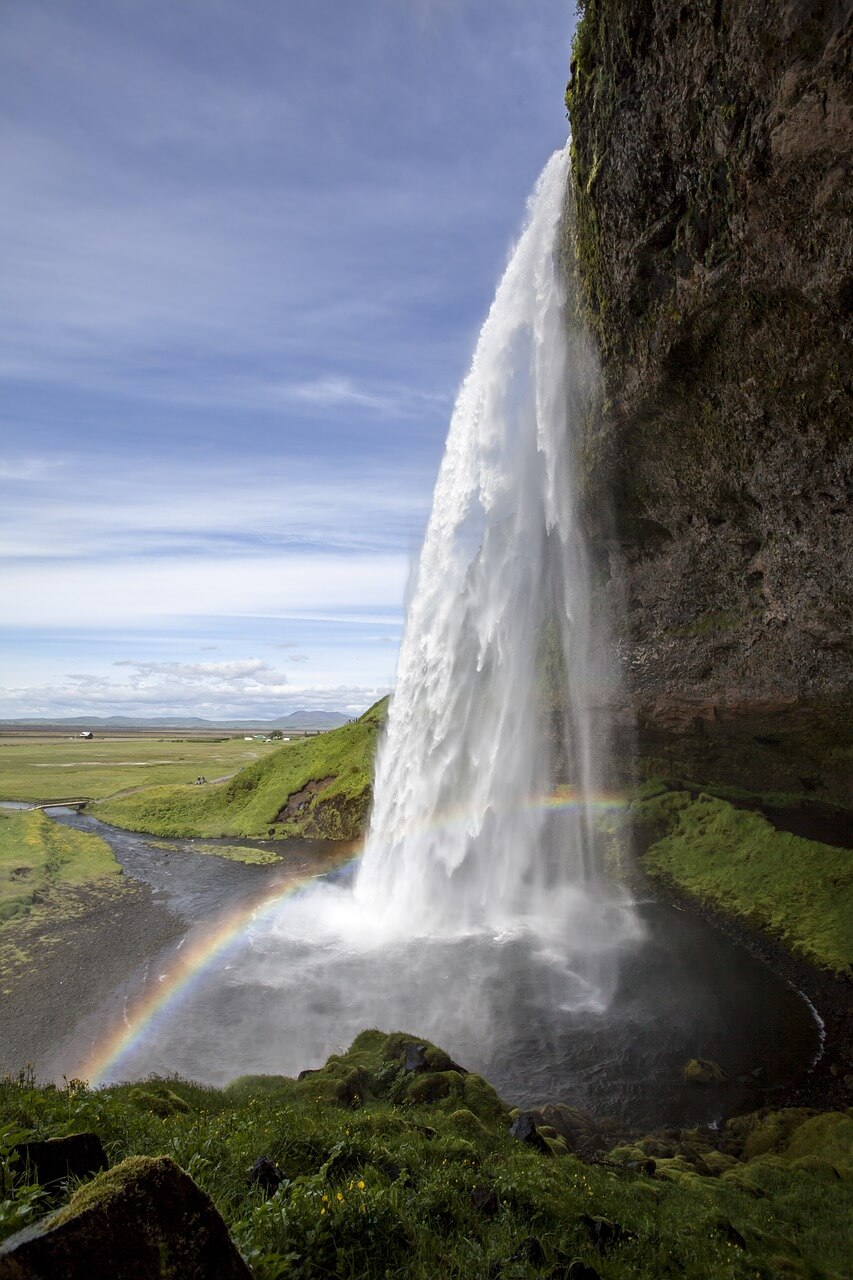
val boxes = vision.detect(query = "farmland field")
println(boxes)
[0,733,281,803]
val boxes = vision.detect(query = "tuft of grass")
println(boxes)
[1,1034,850,1279]
[633,790,853,973]
[94,700,388,841]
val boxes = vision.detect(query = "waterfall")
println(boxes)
[89,149,643,1096]
[356,146,619,935]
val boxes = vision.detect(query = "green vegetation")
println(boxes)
[0,735,279,804]
[633,790,853,975]
[0,808,119,927]
[94,701,387,841]
[2,1033,850,1279]
[146,839,281,866]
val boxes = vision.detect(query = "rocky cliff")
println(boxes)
[564,0,852,803]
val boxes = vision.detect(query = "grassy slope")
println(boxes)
[1,1033,850,1279]
[0,809,119,926]
[633,788,853,975]
[0,736,279,804]
[93,700,388,841]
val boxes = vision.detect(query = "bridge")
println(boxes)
[28,798,91,811]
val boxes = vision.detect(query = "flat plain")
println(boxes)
[0,733,280,803]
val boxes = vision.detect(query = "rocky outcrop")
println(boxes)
[564,0,851,792]
[0,1156,251,1280]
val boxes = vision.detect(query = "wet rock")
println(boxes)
[579,1214,623,1247]
[248,1157,284,1198]
[553,1261,601,1280]
[470,1185,500,1216]
[510,1236,546,1266]
[11,1134,107,1190]
[0,1155,251,1279]
[404,1042,428,1072]
[682,1058,728,1085]
[509,1112,549,1152]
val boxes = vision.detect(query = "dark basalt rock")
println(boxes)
[470,1185,500,1216]
[0,1155,251,1280]
[508,1112,549,1152]
[404,1042,429,1072]
[579,1215,620,1247]
[682,1057,728,1085]
[248,1156,284,1198]
[11,1134,107,1189]
[565,0,852,802]
[510,1236,546,1266]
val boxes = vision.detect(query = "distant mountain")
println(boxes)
[0,710,351,731]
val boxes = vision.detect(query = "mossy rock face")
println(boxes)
[129,1086,191,1118]
[405,1071,464,1106]
[565,0,851,785]
[0,1156,251,1279]
[682,1058,728,1086]
[783,1112,853,1170]
[726,1108,815,1160]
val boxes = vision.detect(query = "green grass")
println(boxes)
[0,809,119,926]
[0,735,281,803]
[633,790,853,974]
[1,1032,850,1279]
[94,699,388,841]
[146,839,282,866]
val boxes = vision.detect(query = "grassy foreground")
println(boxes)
[632,787,853,975]
[2,1032,851,1279]
[0,735,279,804]
[94,701,387,841]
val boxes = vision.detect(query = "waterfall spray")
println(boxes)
[82,147,645,1102]
[357,146,618,934]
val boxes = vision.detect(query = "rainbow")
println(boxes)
[78,788,626,1087]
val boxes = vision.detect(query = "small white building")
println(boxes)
[79,731,93,739]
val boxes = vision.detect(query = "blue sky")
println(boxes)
[0,0,575,720]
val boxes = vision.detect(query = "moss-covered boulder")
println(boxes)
[0,1155,250,1279]
[682,1058,728,1085]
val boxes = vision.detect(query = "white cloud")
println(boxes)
[0,666,389,720]
[0,456,431,561]
[0,552,409,628]
[113,659,288,686]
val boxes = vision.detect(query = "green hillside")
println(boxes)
[2,1033,851,1280]
[93,699,388,841]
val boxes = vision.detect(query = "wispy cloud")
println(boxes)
[0,552,409,629]
[0,0,573,718]
[0,665,389,720]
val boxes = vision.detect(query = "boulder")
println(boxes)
[682,1058,728,1085]
[404,1042,428,1072]
[11,1134,107,1189]
[0,1155,251,1280]
[248,1156,284,1198]
[508,1112,549,1152]
[469,1185,500,1216]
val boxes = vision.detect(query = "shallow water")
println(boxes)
[45,811,820,1131]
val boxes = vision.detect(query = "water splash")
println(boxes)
[71,147,643,1094]
[356,146,627,945]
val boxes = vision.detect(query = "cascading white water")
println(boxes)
[356,145,617,935]
[85,147,649,1101]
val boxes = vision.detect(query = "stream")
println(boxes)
[27,807,822,1132]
